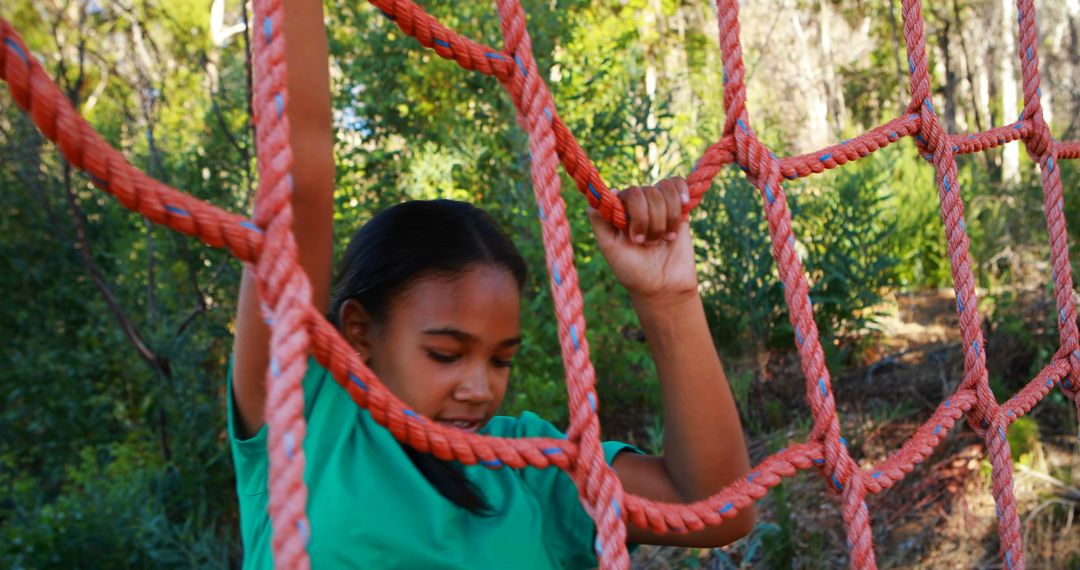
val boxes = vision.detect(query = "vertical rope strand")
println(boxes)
[493,2,629,566]
[249,1,313,567]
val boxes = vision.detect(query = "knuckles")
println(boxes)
[616,178,686,242]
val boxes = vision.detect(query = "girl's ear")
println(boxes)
[339,299,375,362]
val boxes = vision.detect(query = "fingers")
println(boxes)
[618,176,688,244]
[622,186,650,244]
[655,177,686,241]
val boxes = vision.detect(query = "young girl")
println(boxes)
[229,3,752,567]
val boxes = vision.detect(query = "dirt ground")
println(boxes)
[629,289,1080,569]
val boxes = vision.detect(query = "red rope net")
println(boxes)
[2,0,1078,568]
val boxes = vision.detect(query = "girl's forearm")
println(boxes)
[631,292,750,502]
[231,0,334,438]
[280,0,336,310]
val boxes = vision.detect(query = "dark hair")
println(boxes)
[328,200,527,515]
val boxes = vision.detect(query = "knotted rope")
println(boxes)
[2,0,1078,568]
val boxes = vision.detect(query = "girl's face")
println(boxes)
[342,264,521,433]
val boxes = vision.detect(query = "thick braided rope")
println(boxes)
[247,1,315,565]
[1015,0,1080,420]
[2,0,1079,567]
[900,2,1022,567]
[492,1,628,564]
[714,2,876,565]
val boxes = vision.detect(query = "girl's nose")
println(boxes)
[453,365,493,404]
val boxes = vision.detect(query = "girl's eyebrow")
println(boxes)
[422,327,521,347]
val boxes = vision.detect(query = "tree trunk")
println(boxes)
[952,0,985,133]
[888,0,908,110]
[792,9,830,150]
[818,0,846,137]
[643,0,661,179]
[999,0,1020,184]
[938,18,958,133]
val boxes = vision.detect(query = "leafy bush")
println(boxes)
[694,148,900,362]
[796,151,899,346]
[1,438,233,569]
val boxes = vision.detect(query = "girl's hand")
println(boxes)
[587,176,697,303]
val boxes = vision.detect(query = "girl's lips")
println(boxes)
[436,418,481,433]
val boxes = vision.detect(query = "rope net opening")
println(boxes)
[1,0,1078,568]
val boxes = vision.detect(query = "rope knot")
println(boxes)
[1022,112,1052,157]
[1062,348,1080,399]
[731,120,781,193]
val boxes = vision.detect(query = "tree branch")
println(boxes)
[61,163,171,379]
[173,235,209,341]
[239,0,256,208]
[52,1,173,382]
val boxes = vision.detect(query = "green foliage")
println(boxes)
[878,145,952,288]
[694,148,900,362]
[986,288,1058,370]
[711,522,784,570]
[726,369,754,415]
[6,0,1077,565]
[2,438,231,568]
[1,0,244,564]
[1006,416,1040,461]
[757,481,797,568]
[693,168,787,353]
[795,151,899,345]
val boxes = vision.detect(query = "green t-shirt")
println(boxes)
[228,359,638,569]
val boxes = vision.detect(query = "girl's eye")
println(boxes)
[426,350,459,364]
[492,358,514,369]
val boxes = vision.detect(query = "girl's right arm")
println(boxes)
[232,0,336,438]
[588,179,754,546]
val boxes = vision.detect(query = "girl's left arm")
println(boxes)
[587,177,754,547]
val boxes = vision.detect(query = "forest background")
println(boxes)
[1,0,1078,567]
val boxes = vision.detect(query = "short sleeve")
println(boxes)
[484,412,643,568]
[226,357,331,497]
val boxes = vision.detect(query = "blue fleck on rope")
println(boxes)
[165,205,190,217]
[587,182,601,201]
[89,173,111,189]
[5,38,28,62]
[241,221,263,233]
[348,372,369,392]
